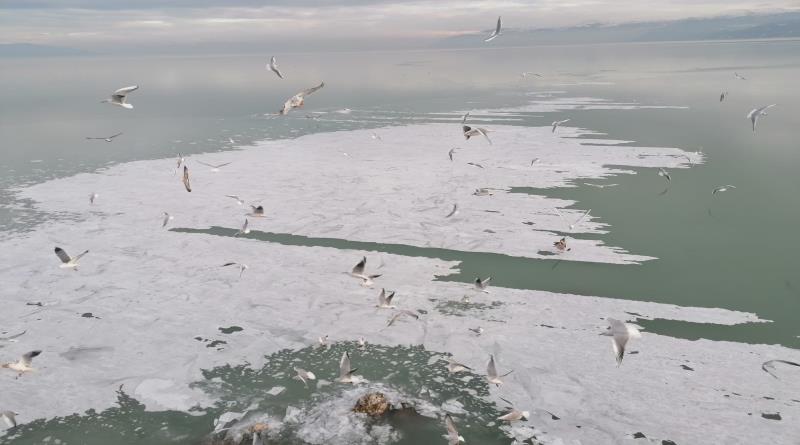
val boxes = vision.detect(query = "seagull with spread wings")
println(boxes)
[54,247,89,270]
[279,82,325,115]
[101,85,138,109]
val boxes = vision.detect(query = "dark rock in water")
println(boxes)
[761,412,782,421]
[633,432,647,439]
[354,392,391,417]
[219,326,244,334]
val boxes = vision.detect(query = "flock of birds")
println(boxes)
[1,15,794,445]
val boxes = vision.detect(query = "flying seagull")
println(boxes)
[279,82,325,115]
[234,218,250,236]
[468,326,484,336]
[445,203,458,218]
[89,192,99,205]
[747,104,777,132]
[317,335,329,349]
[1,411,17,429]
[474,276,491,293]
[734,72,747,80]
[467,162,485,169]
[712,185,736,195]
[54,247,89,270]
[102,85,138,109]
[197,160,232,172]
[376,288,396,309]
[761,359,800,379]
[658,167,671,183]
[553,237,570,252]
[486,354,513,386]
[175,153,185,171]
[386,309,419,327]
[161,212,173,228]
[448,147,461,161]
[552,119,570,133]
[555,208,591,231]
[521,72,543,78]
[357,337,367,349]
[444,414,465,444]
[497,398,530,422]
[267,56,283,79]
[463,125,492,145]
[447,358,472,374]
[248,205,265,217]
[484,16,502,42]
[348,256,382,287]
[601,318,642,366]
[225,195,245,205]
[461,112,470,125]
[720,92,728,102]
[472,188,493,196]
[2,350,42,377]
[337,351,361,383]
[182,165,192,192]
[221,262,248,278]
[371,132,382,141]
[293,367,316,387]
[86,132,123,142]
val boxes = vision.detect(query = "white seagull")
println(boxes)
[497,398,530,422]
[279,82,325,115]
[175,153,185,171]
[484,16,502,42]
[552,119,570,133]
[734,72,747,80]
[221,262,248,278]
[444,414,465,444]
[376,288,396,309]
[601,318,642,366]
[386,309,419,327]
[267,56,283,79]
[349,256,382,287]
[447,358,472,374]
[197,160,232,172]
[89,192,99,205]
[712,185,736,195]
[521,72,543,78]
[1,411,17,429]
[747,104,777,132]
[293,367,316,387]
[234,218,250,236]
[225,195,245,205]
[102,85,138,109]
[337,351,361,384]
[474,276,491,293]
[2,350,42,377]
[463,125,492,145]
[658,167,671,183]
[182,165,192,192]
[248,205,265,217]
[445,203,459,218]
[86,132,123,142]
[54,247,89,270]
[486,354,513,386]
[161,212,173,228]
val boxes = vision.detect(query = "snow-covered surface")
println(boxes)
[1,102,798,444]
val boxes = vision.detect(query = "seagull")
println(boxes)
[530,158,540,166]
[601,318,642,366]
[658,167,671,183]
[761,359,800,379]
[472,188,493,196]
[1,411,17,429]
[221,262,248,278]
[497,398,530,422]
[267,56,283,79]
[337,351,360,384]
[463,125,492,145]
[474,277,491,293]
[461,112,470,125]
[444,414,465,444]
[161,212,173,228]
[293,367,316,387]
[357,337,367,349]
[386,310,419,327]
[182,165,192,192]
[720,92,728,102]
[371,132,382,141]
[747,104,777,132]
[486,354,513,386]
[2,350,42,377]
[448,147,461,161]
[317,335,329,349]
[712,185,736,195]
[484,16,502,42]
[467,162,485,169]
[521,72,543,78]
[228,138,235,145]
[555,208,591,231]
[175,153,185,171]
[248,205,265,217]
[376,288,396,309]
[54,247,89,270]
[552,119,570,133]
[101,85,138,109]
[348,256,382,287]
[553,237,570,252]
[445,204,459,218]
[468,326,484,336]
[734,72,747,80]
[447,358,472,374]
[89,192,99,205]
[86,132,123,142]
[197,160,232,172]
[279,82,325,115]
[234,218,250,236]
[225,195,245,205]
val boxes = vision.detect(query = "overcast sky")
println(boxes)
[1,0,798,51]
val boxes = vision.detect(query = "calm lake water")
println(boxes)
[1,40,799,443]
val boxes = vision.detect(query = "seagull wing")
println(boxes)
[183,166,192,192]
[196,160,215,168]
[299,82,325,98]
[339,351,353,378]
[352,256,367,275]
[495,16,502,35]
[54,247,72,264]
[108,132,123,139]
[445,414,460,444]
[446,204,458,218]
[477,128,492,145]
[21,350,42,366]
[487,355,498,379]
[113,85,139,96]
[73,250,90,262]
[385,291,396,305]
[573,209,591,227]
[461,112,469,125]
